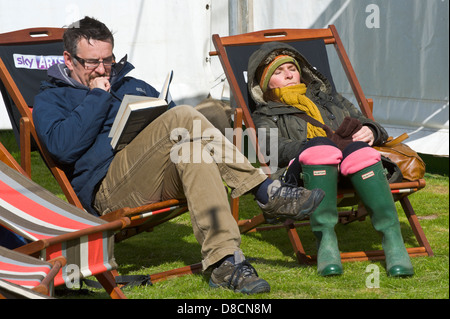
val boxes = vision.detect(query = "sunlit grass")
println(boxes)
[1,130,448,299]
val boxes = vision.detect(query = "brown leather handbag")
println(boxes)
[374,133,426,181]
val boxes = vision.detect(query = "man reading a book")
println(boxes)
[33,16,324,294]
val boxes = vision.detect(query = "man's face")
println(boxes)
[64,38,113,88]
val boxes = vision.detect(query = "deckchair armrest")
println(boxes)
[47,256,67,267]
[13,217,130,256]
[390,179,426,190]
[38,256,66,294]
[101,199,187,222]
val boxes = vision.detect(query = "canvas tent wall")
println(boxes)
[0,0,448,157]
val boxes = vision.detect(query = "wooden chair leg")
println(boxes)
[95,271,127,299]
[400,197,434,257]
[148,262,203,283]
[285,221,313,264]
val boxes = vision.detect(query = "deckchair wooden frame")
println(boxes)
[0,278,51,299]
[210,25,433,265]
[1,141,202,296]
[0,27,202,293]
[0,246,66,297]
[0,150,129,298]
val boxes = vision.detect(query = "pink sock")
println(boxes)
[299,145,343,165]
[340,147,381,176]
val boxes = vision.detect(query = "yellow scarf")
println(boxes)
[272,83,327,139]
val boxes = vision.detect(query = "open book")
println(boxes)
[110,70,173,150]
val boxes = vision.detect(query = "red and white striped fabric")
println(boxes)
[0,246,52,289]
[0,161,117,287]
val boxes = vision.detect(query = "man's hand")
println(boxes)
[89,77,111,92]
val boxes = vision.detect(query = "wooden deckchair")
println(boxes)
[210,26,433,264]
[0,156,129,298]
[0,27,202,286]
[0,246,65,298]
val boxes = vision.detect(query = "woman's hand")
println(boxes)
[352,126,375,146]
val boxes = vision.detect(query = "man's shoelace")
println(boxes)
[227,261,258,289]
[271,182,305,200]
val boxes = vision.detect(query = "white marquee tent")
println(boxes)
[1,0,448,156]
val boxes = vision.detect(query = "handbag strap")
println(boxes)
[292,113,335,139]
[384,133,409,147]
[292,113,329,130]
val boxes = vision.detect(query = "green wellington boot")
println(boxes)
[348,161,414,277]
[302,164,343,276]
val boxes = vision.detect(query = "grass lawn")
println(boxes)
[0,130,448,301]
[110,175,449,300]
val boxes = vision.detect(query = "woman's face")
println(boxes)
[268,62,301,89]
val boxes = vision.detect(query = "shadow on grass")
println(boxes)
[113,218,203,274]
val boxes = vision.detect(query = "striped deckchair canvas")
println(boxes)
[0,160,125,288]
[0,279,51,299]
[0,246,63,297]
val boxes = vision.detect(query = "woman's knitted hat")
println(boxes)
[258,54,301,92]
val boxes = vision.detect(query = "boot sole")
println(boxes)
[209,278,271,294]
[318,264,343,277]
[387,265,414,277]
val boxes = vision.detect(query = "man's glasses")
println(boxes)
[73,54,115,70]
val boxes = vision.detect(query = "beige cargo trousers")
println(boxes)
[94,105,267,270]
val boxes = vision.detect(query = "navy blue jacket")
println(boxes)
[33,57,172,215]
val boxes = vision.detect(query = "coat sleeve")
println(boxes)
[332,92,389,146]
[33,88,113,164]
[252,111,307,168]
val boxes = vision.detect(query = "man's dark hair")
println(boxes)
[63,16,114,55]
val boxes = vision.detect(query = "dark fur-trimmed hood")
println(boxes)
[247,41,333,105]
